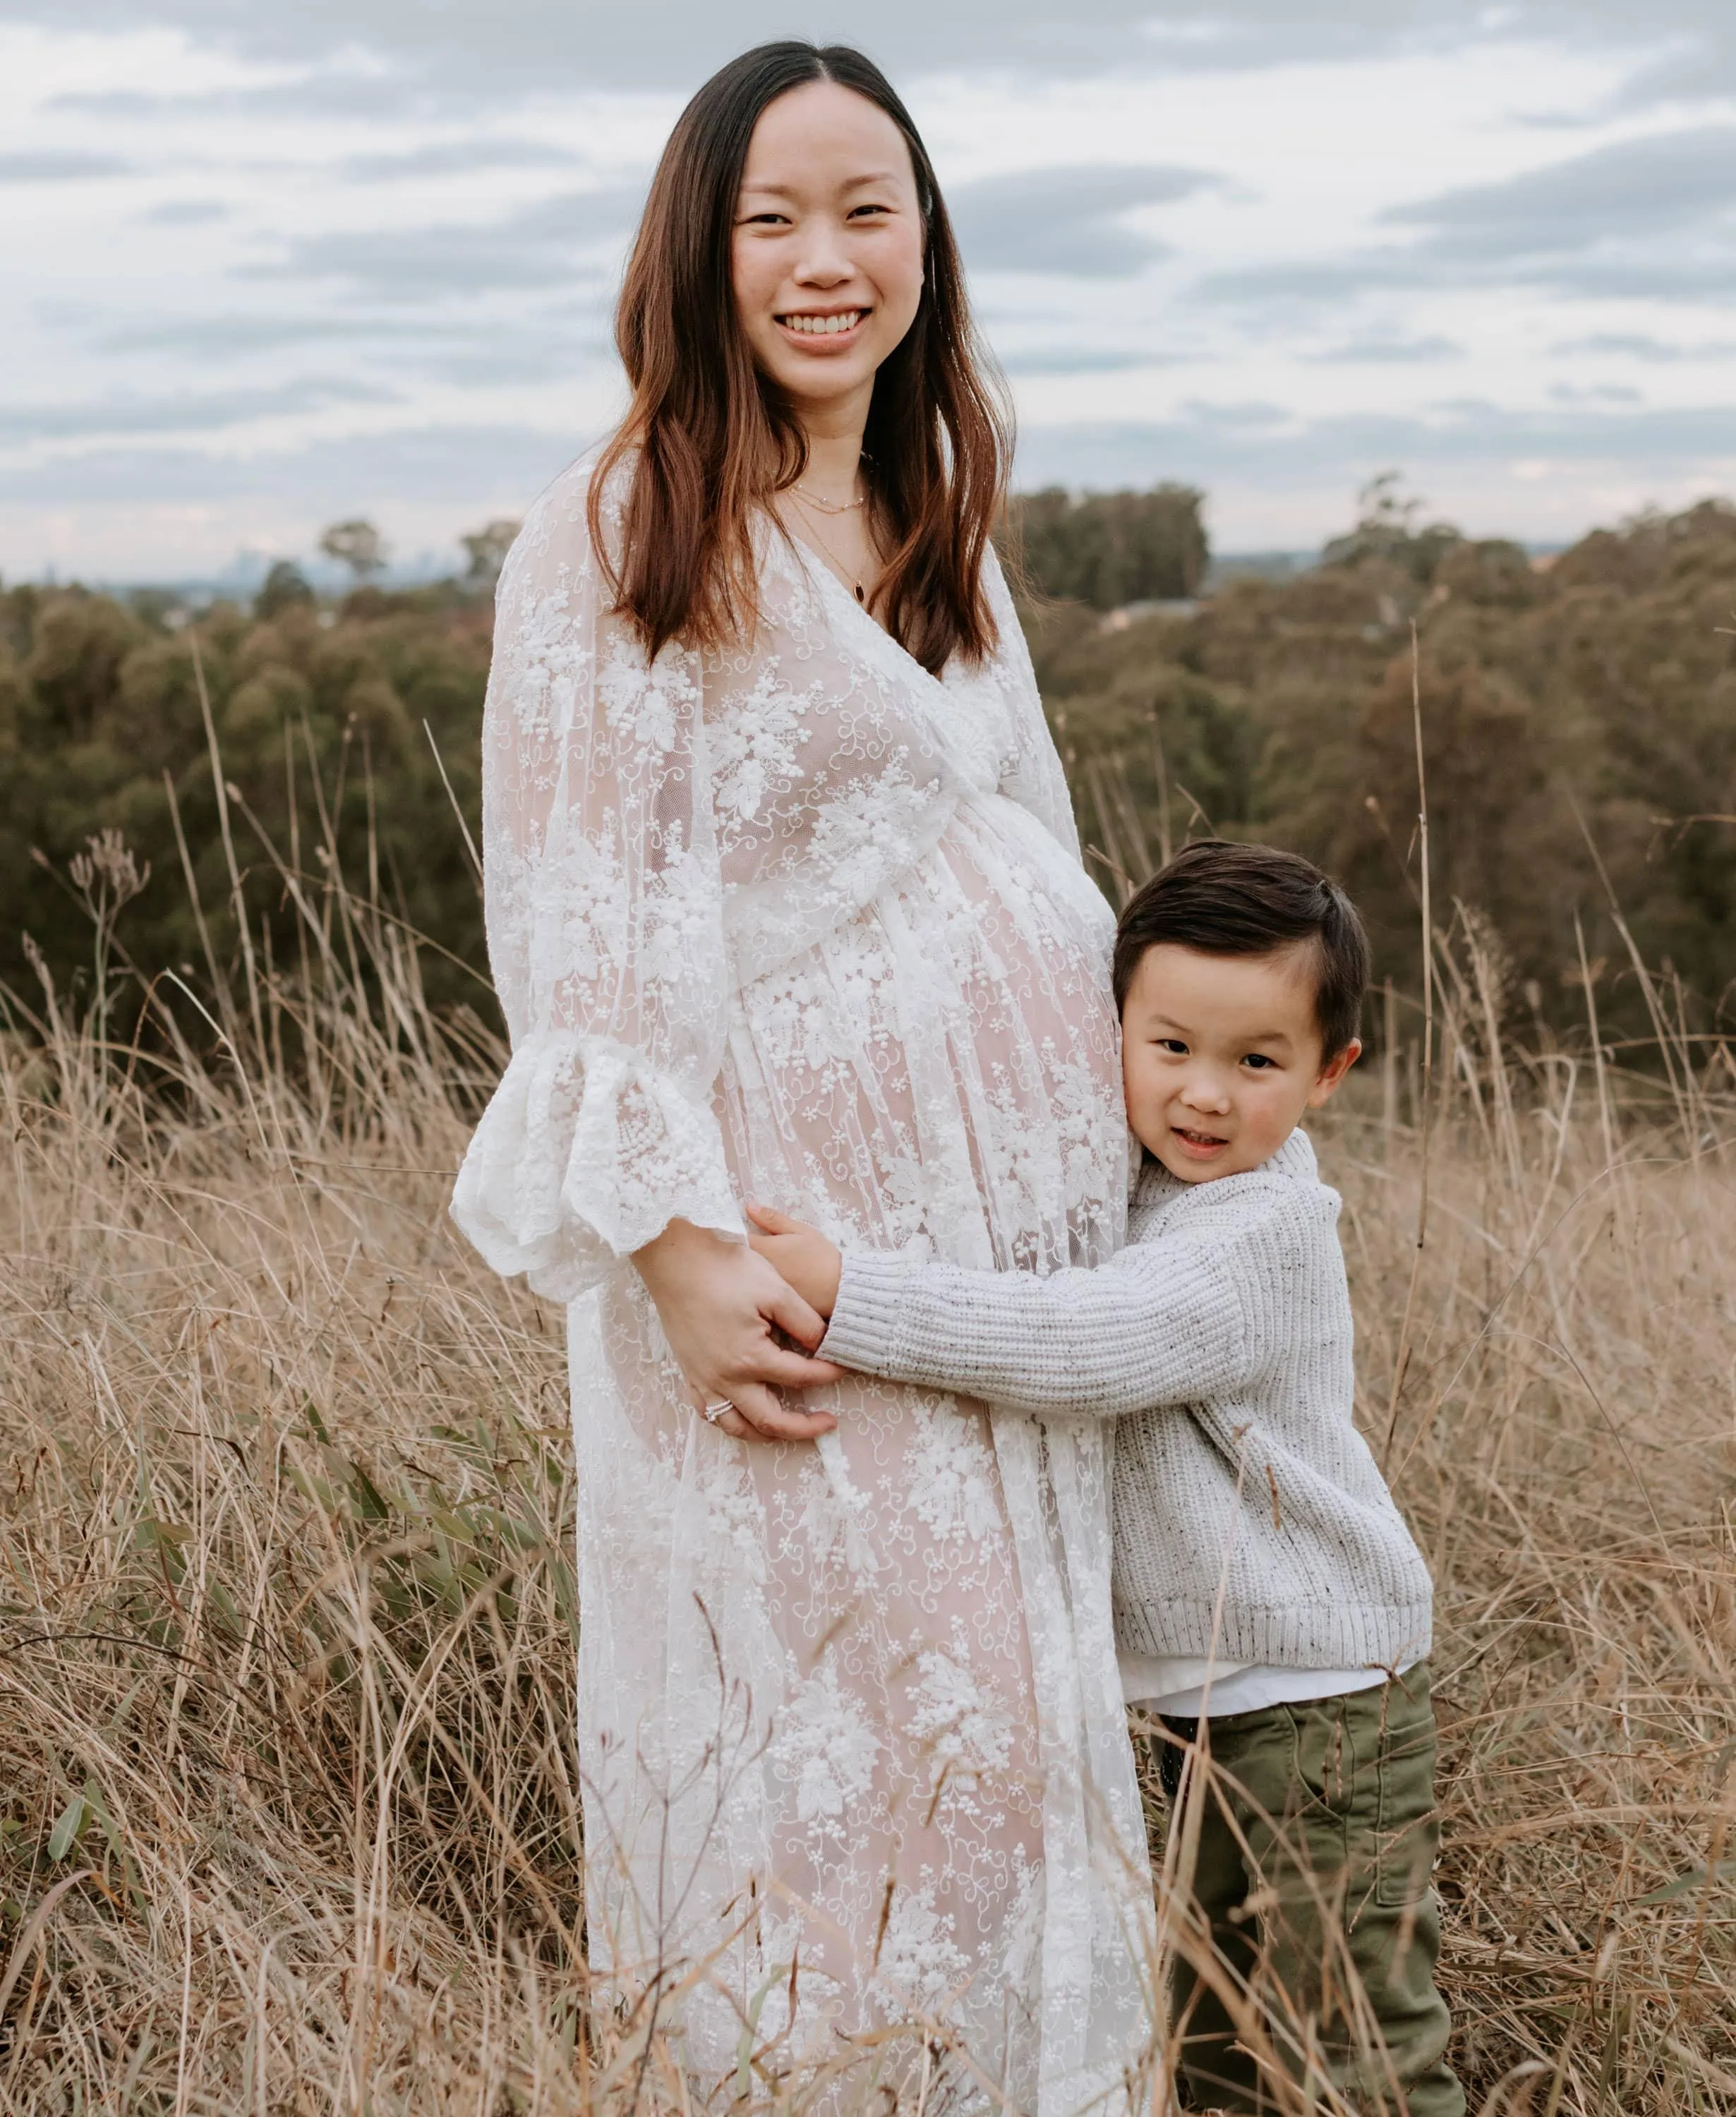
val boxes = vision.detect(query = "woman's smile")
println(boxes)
[775,305,869,344]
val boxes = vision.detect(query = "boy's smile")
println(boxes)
[1121,940,1361,1184]
[1171,1122,1234,1162]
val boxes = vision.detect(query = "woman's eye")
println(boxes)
[848,203,890,219]
[1157,1039,1188,1056]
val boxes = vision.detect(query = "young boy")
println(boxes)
[748,840,1462,2117]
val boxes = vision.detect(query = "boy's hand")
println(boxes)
[746,1203,843,1321]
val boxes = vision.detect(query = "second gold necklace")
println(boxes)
[790,490,872,605]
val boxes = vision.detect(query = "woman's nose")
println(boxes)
[793,223,853,284]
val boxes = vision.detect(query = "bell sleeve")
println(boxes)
[450,466,742,1302]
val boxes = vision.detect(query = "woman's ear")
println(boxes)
[1306,1037,1363,1108]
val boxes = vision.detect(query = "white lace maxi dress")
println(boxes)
[451,458,1152,2111]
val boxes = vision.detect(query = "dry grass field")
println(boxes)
[1,822,1732,2113]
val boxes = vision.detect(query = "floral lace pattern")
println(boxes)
[451,456,1153,2112]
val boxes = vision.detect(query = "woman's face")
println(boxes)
[732,81,927,425]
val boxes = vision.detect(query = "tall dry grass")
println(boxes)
[1314,936,1736,2116]
[1,800,1732,2111]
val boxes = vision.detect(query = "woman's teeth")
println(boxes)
[780,310,863,335]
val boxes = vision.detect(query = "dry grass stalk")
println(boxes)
[0,797,1732,2111]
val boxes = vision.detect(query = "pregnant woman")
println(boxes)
[452,42,1150,2111]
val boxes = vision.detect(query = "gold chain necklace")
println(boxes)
[787,488,873,605]
[791,482,864,516]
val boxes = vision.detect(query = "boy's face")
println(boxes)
[1121,941,1361,1183]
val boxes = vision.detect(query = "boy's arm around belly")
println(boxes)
[819,1169,1335,1421]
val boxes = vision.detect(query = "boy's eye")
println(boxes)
[1242,1054,1277,1071]
[1155,1039,1188,1055]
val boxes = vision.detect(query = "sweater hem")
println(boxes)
[1111,1596,1433,1673]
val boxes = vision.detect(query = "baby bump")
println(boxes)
[718,797,1125,1275]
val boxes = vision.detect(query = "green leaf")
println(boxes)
[1633,1857,1736,1907]
[133,1514,189,1584]
[47,1794,89,1860]
[133,1515,191,1550]
[345,1459,392,1521]
[81,1775,148,1913]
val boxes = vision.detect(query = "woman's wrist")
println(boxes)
[632,1216,737,1286]
[629,1214,841,1443]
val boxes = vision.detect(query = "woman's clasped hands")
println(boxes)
[632,1216,843,1443]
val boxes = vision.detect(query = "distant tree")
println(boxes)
[460,518,522,587]
[1027,485,1736,1044]
[319,519,390,581]
[4,489,1731,1062]
[1008,485,1209,608]
[0,574,491,1039]
[1320,471,1462,584]
[255,560,315,620]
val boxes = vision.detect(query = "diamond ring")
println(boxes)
[702,1399,734,1425]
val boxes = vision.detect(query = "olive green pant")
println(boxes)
[1157,1665,1464,2116]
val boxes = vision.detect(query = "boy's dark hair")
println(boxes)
[1112,840,1370,1060]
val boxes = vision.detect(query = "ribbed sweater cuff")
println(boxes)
[819,1251,921,1376]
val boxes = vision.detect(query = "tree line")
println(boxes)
[1,483,1731,1059]
[1028,483,1736,1054]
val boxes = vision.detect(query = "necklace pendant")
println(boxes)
[854,581,865,603]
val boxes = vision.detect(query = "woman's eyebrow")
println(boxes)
[740,171,904,198]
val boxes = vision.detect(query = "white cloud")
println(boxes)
[0,8,1732,577]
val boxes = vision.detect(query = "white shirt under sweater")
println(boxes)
[821,1129,1434,1718]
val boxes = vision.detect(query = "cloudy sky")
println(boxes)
[2,0,1734,580]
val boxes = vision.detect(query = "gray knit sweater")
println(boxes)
[821,1130,1433,1675]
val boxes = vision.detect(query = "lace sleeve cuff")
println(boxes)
[450,1031,744,1302]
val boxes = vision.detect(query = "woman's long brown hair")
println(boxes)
[589,41,1011,675]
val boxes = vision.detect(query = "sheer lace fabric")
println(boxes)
[452,458,1154,2111]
